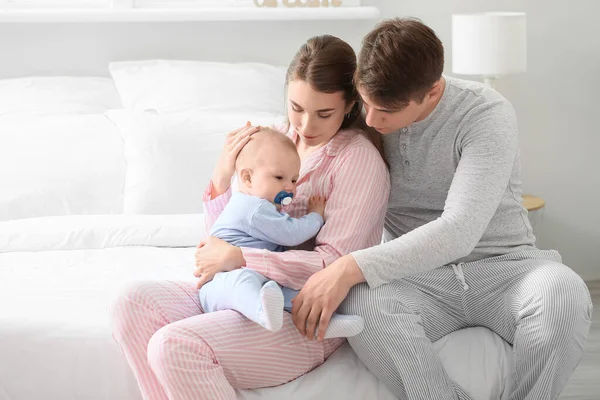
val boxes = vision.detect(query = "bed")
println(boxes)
[0,63,514,400]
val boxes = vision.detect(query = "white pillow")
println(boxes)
[0,114,126,221]
[107,110,285,215]
[109,60,287,115]
[0,77,122,118]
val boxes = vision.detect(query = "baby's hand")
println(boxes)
[308,195,326,219]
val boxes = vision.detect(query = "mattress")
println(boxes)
[0,215,514,400]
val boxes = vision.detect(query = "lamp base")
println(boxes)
[483,76,497,89]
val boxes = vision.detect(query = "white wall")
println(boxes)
[0,20,371,76]
[1,0,598,280]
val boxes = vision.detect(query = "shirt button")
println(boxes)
[402,128,408,134]
[402,144,407,150]
[404,160,410,166]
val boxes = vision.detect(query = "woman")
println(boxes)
[110,35,390,400]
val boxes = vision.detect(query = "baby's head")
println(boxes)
[236,127,301,206]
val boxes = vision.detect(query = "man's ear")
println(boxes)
[426,79,443,101]
[240,169,253,187]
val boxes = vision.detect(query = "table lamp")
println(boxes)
[452,12,526,89]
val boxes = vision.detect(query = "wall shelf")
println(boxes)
[0,6,380,23]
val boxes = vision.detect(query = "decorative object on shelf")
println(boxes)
[283,0,342,6]
[452,12,526,89]
[253,0,278,6]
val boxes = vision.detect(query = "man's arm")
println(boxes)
[352,100,519,288]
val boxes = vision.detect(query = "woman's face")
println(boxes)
[287,79,350,148]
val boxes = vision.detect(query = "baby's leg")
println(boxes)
[281,286,300,312]
[258,281,285,332]
[280,286,364,339]
[199,269,284,332]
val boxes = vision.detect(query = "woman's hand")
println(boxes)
[211,122,260,197]
[291,254,365,341]
[194,237,246,288]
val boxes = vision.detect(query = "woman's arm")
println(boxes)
[242,143,390,290]
[352,100,519,288]
[211,123,260,196]
[202,123,260,235]
[202,180,233,235]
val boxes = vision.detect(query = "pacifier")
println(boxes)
[274,191,294,206]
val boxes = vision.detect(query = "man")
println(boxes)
[291,18,592,400]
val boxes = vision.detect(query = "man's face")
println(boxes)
[359,90,429,134]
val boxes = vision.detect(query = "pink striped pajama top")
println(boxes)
[110,127,390,400]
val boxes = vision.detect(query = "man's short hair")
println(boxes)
[356,18,444,108]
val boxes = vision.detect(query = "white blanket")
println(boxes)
[0,215,513,400]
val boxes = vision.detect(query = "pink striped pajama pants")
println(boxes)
[110,280,345,400]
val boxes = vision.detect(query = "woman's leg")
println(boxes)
[147,309,345,400]
[111,279,345,400]
[110,280,203,400]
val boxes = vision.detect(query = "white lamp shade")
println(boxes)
[452,12,527,76]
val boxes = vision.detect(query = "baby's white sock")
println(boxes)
[320,314,364,339]
[257,281,284,332]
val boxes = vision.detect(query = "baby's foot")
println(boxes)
[319,314,364,339]
[258,281,284,332]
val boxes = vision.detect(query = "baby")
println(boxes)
[199,127,363,338]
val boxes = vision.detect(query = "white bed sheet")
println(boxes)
[0,215,513,400]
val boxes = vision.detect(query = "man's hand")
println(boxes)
[291,254,365,341]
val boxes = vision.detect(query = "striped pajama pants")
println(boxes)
[109,280,344,400]
[340,249,594,400]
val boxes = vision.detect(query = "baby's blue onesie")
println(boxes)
[199,192,324,323]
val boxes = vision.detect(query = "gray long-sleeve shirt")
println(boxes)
[352,76,536,288]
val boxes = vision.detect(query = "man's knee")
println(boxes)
[529,262,593,339]
[340,281,413,321]
[339,282,385,316]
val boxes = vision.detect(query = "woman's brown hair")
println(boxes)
[285,35,385,160]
